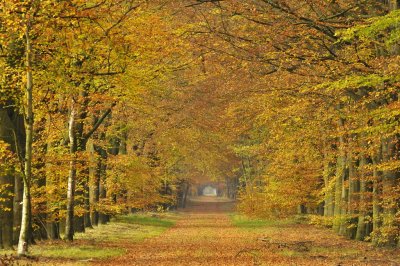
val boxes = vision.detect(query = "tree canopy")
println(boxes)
[1,0,400,254]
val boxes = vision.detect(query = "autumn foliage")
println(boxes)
[0,0,400,255]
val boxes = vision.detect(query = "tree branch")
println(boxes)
[83,102,116,141]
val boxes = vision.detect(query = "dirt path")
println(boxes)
[96,197,400,266]
[97,197,261,266]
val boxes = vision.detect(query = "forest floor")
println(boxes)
[3,197,400,265]
[92,197,400,266]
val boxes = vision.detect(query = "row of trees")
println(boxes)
[183,0,400,246]
[1,0,399,256]
[0,0,226,256]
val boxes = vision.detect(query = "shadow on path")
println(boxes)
[182,196,236,213]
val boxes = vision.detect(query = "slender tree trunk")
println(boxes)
[323,147,335,217]
[333,121,346,233]
[355,155,368,241]
[73,89,89,233]
[108,134,119,206]
[84,170,92,228]
[345,152,358,238]
[13,174,23,244]
[338,162,349,236]
[98,148,108,224]
[118,132,128,208]
[47,222,60,240]
[89,141,100,226]
[380,137,397,246]
[180,181,190,208]
[65,103,77,241]
[18,175,32,255]
[17,24,34,257]
[88,115,101,226]
[371,154,382,245]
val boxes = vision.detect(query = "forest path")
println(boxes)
[96,197,400,266]
[96,197,261,266]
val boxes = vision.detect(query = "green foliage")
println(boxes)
[312,74,399,93]
[338,9,400,47]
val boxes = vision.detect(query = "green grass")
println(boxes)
[1,212,177,264]
[75,213,177,243]
[309,246,360,256]
[278,246,361,259]
[113,213,176,228]
[230,213,293,230]
[0,245,122,265]
[279,249,303,257]
[30,245,124,260]
[0,250,14,256]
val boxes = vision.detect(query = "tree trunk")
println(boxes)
[371,154,382,245]
[65,103,77,241]
[89,140,100,226]
[333,121,346,233]
[323,147,335,217]
[179,181,190,208]
[17,24,34,256]
[344,152,358,239]
[355,155,368,241]
[0,171,14,249]
[98,148,108,224]
[47,222,60,240]
[84,170,92,228]
[0,108,16,249]
[72,89,90,233]
[13,174,23,244]
[380,137,397,246]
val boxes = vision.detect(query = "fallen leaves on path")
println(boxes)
[94,198,400,266]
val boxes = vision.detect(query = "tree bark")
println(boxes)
[84,168,92,229]
[98,148,108,224]
[13,174,23,244]
[371,154,382,245]
[380,137,398,246]
[17,24,34,257]
[0,108,16,249]
[345,152,358,239]
[89,140,100,226]
[74,90,89,234]
[0,170,14,249]
[333,119,347,233]
[355,155,368,241]
[323,146,335,217]
[65,103,77,241]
